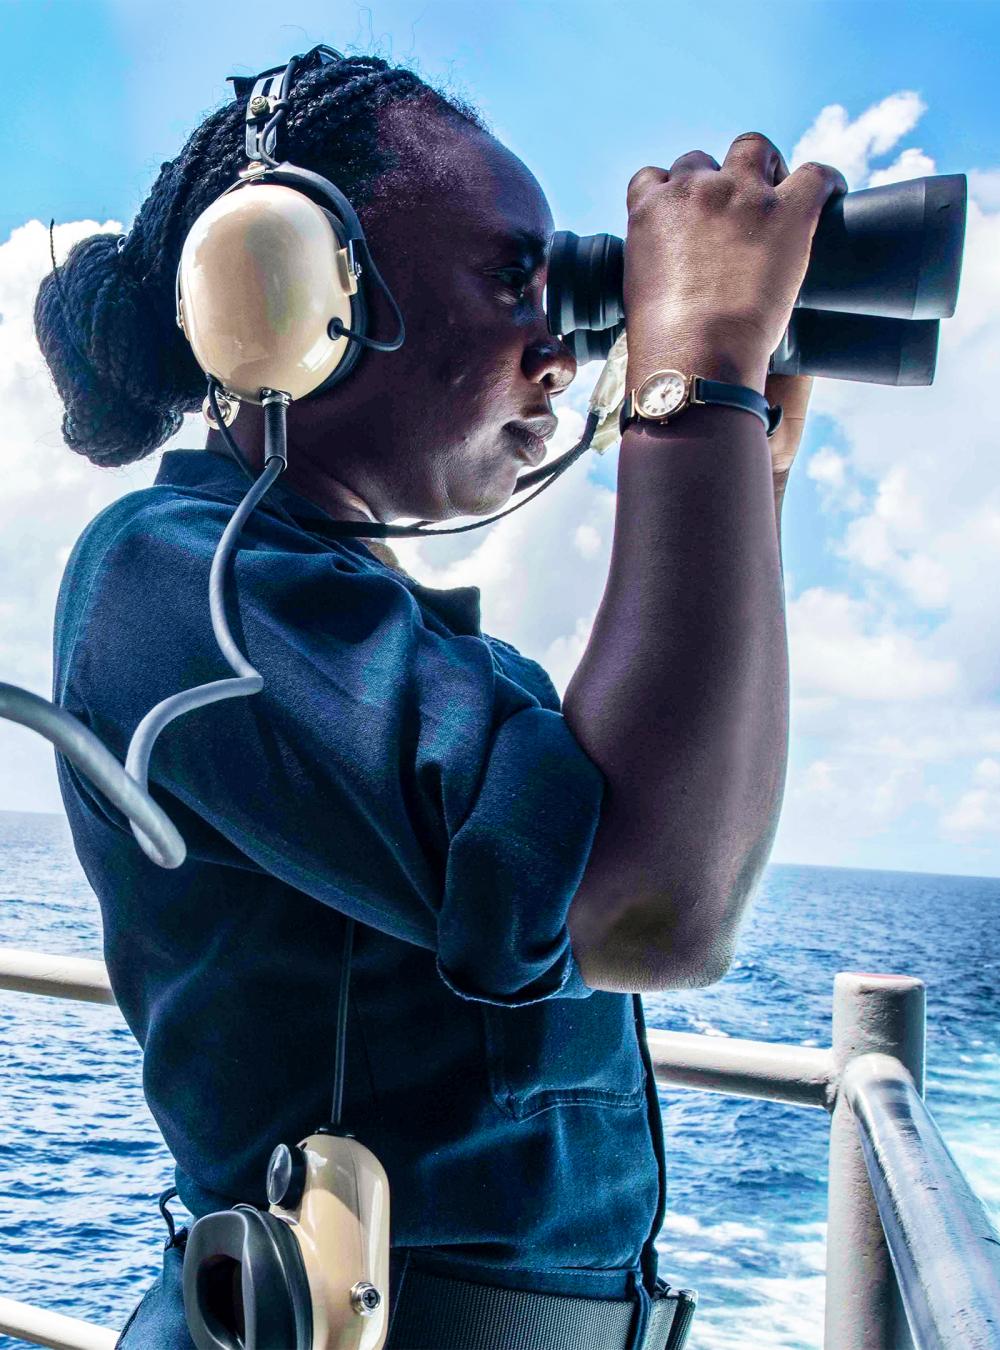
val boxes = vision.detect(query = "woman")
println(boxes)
[34,48,843,1350]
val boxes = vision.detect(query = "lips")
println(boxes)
[505,415,558,467]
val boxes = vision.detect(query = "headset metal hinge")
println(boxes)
[336,245,360,296]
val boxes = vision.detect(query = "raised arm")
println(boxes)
[562,134,846,992]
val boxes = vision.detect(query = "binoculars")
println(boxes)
[546,174,967,385]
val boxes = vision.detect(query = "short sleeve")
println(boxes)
[436,706,605,1005]
[61,497,606,1006]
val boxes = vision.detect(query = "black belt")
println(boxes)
[385,1266,697,1350]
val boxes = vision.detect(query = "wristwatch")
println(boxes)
[619,369,783,438]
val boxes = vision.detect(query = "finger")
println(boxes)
[772,146,790,187]
[669,149,721,176]
[722,131,785,183]
[626,165,669,212]
[777,159,849,211]
[764,373,813,420]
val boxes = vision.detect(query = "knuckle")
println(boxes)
[627,165,666,209]
[743,187,780,222]
[732,130,776,151]
[695,171,734,206]
[787,159,847,208]
[798,159,838,181]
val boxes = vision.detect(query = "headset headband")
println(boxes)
[228,45,345,165]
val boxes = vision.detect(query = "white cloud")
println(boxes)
[786,753,930,838]
[772,93,1000,869]
[806,174,1000,708]
[573,522,603,559]
[968,169,1000,213]
[838,465,951,609]
[787,588,958,701]
[539,611,598,695]
[790,91,926,187]
[0,218,196,810]
[772,697,1000,868]
[941,759,1000,841]
[794,700,1000,766]
[867,147,937,189]
[805,444,864,513]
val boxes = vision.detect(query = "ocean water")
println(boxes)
[1,808,998,1350]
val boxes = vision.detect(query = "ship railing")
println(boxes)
[1,951,999,1350]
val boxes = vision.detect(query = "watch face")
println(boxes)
[637,370,687,418]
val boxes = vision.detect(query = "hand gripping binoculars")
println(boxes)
[546,173,968,385]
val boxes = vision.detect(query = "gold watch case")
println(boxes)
[632,369,694,421]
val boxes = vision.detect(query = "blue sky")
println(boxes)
[5,0,994,247]
[2,0,999,876]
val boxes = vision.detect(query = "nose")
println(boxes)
[521,335,577,395]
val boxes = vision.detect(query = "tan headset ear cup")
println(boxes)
[177,183,357,403]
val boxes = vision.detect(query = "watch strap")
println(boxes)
[619,376,783,438]
[692,377,783,437]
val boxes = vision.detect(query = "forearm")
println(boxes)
[563,403,789,991]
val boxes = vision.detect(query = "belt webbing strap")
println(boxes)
[386,1266,693,1350]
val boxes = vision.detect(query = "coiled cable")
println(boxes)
[124,388,289,867]
[0,682,186,867]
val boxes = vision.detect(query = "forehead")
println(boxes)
[378,113,554,251]
[438,128,554,242]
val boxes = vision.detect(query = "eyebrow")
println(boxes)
[494,229,551,268]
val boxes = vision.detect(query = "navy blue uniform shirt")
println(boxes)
[52,449,667,1296]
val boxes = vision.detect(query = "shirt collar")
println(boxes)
[154,449,485,636]
[155,448,341,526]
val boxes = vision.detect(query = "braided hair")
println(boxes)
[34,54,487,469]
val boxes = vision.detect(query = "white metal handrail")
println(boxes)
[845,1053,1000,1350]
[0,948,114,1005]
[2,952,999,1349]
[0,1295,116,1349]
[645,1025,834,1108]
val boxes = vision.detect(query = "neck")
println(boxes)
[203,413,410,575]
[205,403,381,526]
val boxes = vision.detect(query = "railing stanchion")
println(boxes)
[825,972,925,1350]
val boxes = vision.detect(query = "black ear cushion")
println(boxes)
[311,206,369,395]
[182,1205,312,1350]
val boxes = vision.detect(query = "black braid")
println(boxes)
[34,52,487,468]
[147,109,241,293]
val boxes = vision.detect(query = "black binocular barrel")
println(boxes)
[770,310,940,385]
[799,174,966,320]
[546,174,967,384]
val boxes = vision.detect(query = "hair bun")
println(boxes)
[34,230,189,467]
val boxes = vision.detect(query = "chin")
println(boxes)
[447,470,519,520]
[469,484,518,518]
[430,440,521,519]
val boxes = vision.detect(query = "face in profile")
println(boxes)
[286,116,578,524]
